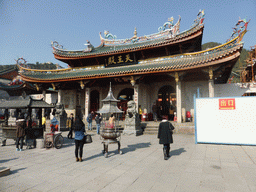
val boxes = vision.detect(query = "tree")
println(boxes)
[202,42,249,83]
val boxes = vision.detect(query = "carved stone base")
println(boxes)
[123,114,142,136]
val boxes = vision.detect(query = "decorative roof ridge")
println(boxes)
[51,10,204,52]
[139,27,246,65]
[52,24,204,59]
[98,10,205,47]
[99,15,182,46]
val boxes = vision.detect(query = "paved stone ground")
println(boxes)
[1,130,256,192]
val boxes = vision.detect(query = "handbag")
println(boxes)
[83,134,92,144]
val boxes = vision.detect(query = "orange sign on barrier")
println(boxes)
[219,98,236,110]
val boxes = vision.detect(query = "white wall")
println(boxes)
[196,97,256,145]
[214,83,250,97]
[182,81,209,112]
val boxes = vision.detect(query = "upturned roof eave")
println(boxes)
[19,51,242,83]
[52,25,204,60]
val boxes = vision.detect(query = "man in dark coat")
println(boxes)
[16,115,26,151]
[157,115,175,160]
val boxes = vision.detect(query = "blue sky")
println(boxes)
[1,0,255,67]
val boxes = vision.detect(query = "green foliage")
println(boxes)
[0,65,16,71]
[0,62,62,70]
[202,42,221,50]
[26,62,60,69]
[202,42,249,82]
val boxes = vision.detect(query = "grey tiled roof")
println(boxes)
[20,40,243,82]
[0,96,53,109]
[53,25,204,58]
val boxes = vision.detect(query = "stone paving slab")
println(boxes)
[1,130,256,192]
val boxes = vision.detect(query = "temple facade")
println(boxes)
[19,10,249,123]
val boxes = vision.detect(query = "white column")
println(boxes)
[42,90,46,116]
[209,67,214,97]
[58,90,62,104]
[175,72,182,123]
[42,90,46,101]
[134,84,139,112]
[209,79,214,97]
[85,88,90,119]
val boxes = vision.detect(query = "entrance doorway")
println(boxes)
[117,88,134,120]
[158,85,176,120]
[90,90,99,113]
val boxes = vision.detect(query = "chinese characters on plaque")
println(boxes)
[107,54,133,66]
[219,98,235,110]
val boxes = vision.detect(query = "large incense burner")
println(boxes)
[97,83,123,158]
[101,128,120,140]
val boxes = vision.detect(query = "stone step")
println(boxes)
[0,167,10,177]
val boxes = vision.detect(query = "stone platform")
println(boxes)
[88,120,195,135]
[1,130,256,191]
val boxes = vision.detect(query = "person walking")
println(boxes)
[67,113,74,139]
[87,112,93,131]
[74,116,85,162]
[16,115,26,151]
[152,102,158,122]
[118,106,123,121]
[157,115,175,160]
[95,113,102,134]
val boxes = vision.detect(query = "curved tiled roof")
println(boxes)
[0,65,18,76]
[53,24,204,59]
[20,35,243,83]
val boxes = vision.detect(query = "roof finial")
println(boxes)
[133,27,137,38]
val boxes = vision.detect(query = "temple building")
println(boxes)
[18,10,250,123]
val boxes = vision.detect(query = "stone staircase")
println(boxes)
[142,121,195,135]
[87,121,195,135]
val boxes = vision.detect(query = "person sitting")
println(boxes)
[108,114,115,128]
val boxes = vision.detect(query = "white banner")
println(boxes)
[195,96,256,145]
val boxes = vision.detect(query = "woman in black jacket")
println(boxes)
[157,116,175,160]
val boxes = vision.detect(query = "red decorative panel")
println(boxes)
[219,99,236,110]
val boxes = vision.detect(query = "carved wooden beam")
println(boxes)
[168,72,185,82]
[79,80,90,89]
[51,83,55,90]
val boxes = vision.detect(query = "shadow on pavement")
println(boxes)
[0,158,18,164]
[9,167,26,175]
[169,148,186,157]
[83,142,151,160]
[122,142,151,154]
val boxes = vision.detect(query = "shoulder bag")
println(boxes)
[83,134,93,144]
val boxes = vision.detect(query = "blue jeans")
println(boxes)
[16,137,24,149]
[96,124,100,134]
[88,122,92,130]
